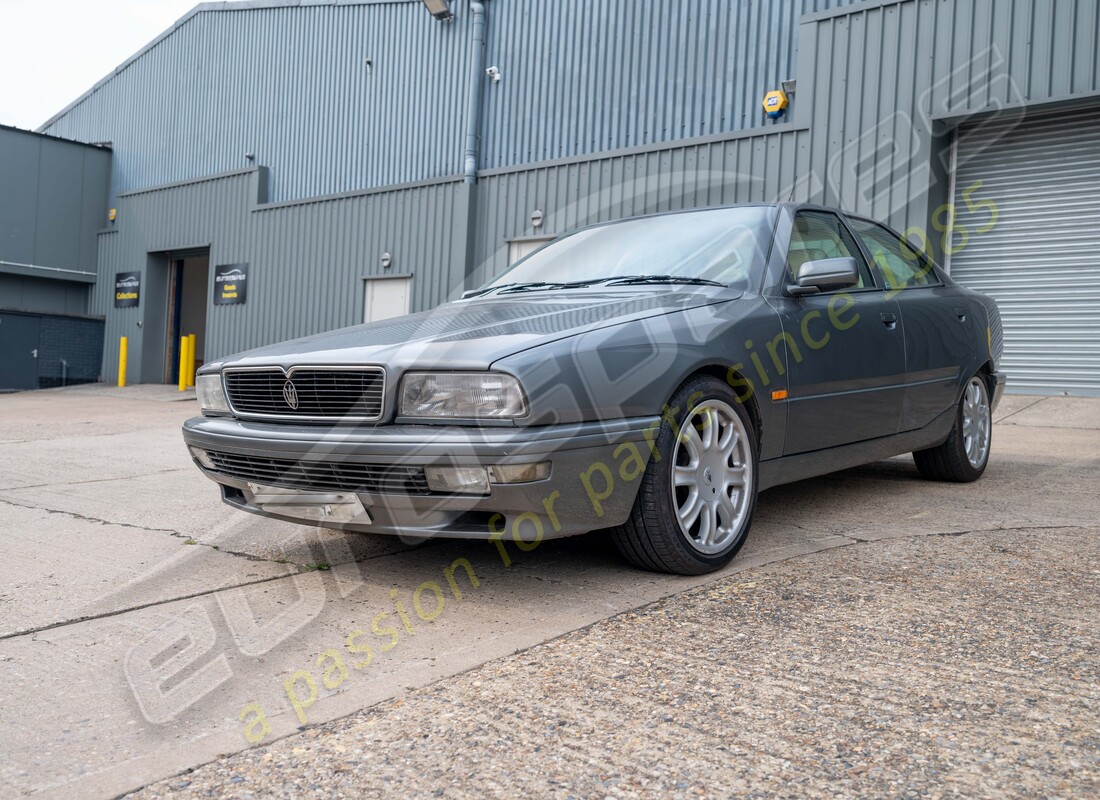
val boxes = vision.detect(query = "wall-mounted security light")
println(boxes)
[421,0,453,21]
[245,152,256,163]
[781,79,797,97]
[381,252,393,270]
[530,209,544,228]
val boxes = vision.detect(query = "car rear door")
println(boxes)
[845,216,975,433]
[770,210,906,455]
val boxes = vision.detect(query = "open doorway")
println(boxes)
[164,251,210,384]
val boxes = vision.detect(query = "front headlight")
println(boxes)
[400,372,528,419]
[196,373,230,415]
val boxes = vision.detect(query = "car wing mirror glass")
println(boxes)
[788,257,859,296]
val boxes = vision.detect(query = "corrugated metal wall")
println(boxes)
[797,0,1100,259]
[479,0,856,168]
[43,2,471,203]
[94,121,815,380]
[950,105,1100,396]
[0,126,111,281]
[41,0,859,203]
[472,128,813,280]
[80,0,1100,388]
[94,168,469,382]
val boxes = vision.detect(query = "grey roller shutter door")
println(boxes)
[950,105,1100,396]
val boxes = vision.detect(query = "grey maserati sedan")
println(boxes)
[183,203,1006,575]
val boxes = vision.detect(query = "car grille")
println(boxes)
[223,368,385,421]
[204,450,431,495]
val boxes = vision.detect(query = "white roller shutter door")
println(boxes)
[950,105,1100,396]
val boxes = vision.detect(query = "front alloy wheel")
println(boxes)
[671,399,754,555]
[611,375,758,574]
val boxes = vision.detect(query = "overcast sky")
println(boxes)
[0,0,199,130]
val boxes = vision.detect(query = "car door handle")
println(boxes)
[954,306,967,321]
[880,312,897,329]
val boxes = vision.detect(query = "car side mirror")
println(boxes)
[787,257,860,297]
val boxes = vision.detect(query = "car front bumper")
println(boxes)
[182,415,661,541]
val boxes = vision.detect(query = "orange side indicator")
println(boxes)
[771,389,788,401]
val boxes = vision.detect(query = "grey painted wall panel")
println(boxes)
[0,274,90,315]
[0,127,111,316]
[76,0,1100,385]
[95,168,470,382]
[0,132,41,266]
[41,0,861,203]
[34,144,85,273]
[471,128,812,283]
[94,122,810,381]
[797,0,1100,262]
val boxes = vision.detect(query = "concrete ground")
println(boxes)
[0,387,1096,798]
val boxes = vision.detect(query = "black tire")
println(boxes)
[610,375,759,575]
[913,374,992,482]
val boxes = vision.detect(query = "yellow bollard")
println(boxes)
[118,337,128,388]
[186,333,197,387]
[178,335,190,392]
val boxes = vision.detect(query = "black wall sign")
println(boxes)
[114,272,141,308]
[214,263,249,305]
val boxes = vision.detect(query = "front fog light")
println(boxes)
[488,462,551,484]
[188,446,216,470]
[424,466,491,495]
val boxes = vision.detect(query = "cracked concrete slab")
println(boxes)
[0,470,412,563]
[0,390,198,443]
[1,387,1097,799]
[991,393,1047,423]
[0,430,191,490]
[129,526,1100,800]
[0,502,295,638]
[0,526,857,800]
[996,395,1100,429]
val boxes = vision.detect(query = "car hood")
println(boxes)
[207,287,741,372]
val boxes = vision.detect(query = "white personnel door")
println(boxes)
[364,277,411,323]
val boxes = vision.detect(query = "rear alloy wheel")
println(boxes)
[611,376,758,575]
[913,374,992,482]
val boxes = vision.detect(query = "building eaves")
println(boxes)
[0,122,112,150]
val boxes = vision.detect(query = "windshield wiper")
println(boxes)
[464,274,723,298]
[494,278,618,294]
[606,275,726,287]
[462,281,586,298]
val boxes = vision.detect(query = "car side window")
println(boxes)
[847,217,940,290]
[787,211,873,289]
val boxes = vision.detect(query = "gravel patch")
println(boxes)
[129,527,1100,799]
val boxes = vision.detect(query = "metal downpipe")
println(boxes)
[463,1,487,184]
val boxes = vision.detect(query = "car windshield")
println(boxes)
[483,206,776,292]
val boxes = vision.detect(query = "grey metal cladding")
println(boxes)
[93,168,470,380]
[0,127,111,276]
[472,128,812,279]
[39,0,860,203]
[797,0,1100,261]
